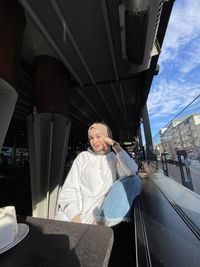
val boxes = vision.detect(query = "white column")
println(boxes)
[27,113,71,219]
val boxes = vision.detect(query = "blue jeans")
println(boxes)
[96,175,142,226]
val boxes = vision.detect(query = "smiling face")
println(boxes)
[88,128,106,153]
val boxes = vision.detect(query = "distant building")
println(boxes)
[159,114,200,158]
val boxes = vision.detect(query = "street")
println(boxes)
[159,160,200,195]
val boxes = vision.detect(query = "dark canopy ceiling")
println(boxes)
[14,0,175,142]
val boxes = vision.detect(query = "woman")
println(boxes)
[55,122,142,226]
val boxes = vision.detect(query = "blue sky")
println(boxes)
[147,0,200,139]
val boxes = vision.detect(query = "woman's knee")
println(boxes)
[97,175,142,225]
[120,175,142,196]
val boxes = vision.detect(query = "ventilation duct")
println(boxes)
[120,0,164,71]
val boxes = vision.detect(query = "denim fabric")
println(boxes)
[96,175,142,226]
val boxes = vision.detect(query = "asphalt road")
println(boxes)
[160,160,200,195]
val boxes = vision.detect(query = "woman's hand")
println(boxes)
[103,136,114,146]
[102,136,114,151]
[71,214,81,223]
[103,136,122,153]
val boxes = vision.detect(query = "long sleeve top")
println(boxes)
[55,149,138,224]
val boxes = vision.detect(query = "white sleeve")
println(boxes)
[116,150,138,178]
[57,154,83,221]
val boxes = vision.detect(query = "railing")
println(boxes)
[152,95,200,195]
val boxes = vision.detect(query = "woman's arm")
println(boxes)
[115,145,138,177]
[57,154,83,222]
[104,137,138,177]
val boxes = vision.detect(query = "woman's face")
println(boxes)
[88,128,107,153]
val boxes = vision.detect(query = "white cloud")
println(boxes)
[148,80,200,119]
[148,0,200,136]
[178,40,200,74]
[159,0,200,70]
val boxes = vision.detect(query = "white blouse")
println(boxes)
[55,150,138,224]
